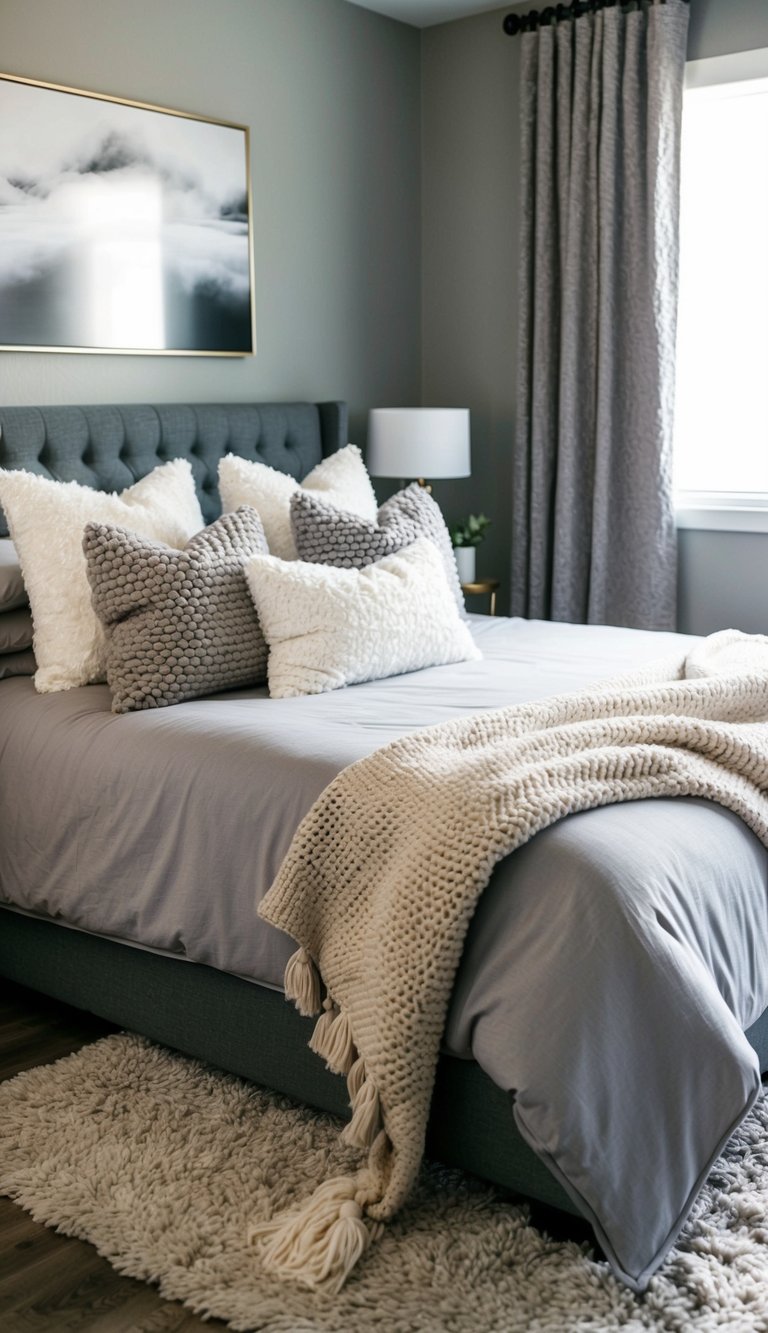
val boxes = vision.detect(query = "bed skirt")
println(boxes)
[0,908,599,1216]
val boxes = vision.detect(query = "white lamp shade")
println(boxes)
[367,408,471,479]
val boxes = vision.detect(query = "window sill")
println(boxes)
[675,503,768,534]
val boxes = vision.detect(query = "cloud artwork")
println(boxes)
[0,75,254,354]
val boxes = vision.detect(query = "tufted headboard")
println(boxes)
[0,400,348,537]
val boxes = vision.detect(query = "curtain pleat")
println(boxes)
[511,1,689,630]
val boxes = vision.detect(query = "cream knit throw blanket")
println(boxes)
[251,631,768,1293]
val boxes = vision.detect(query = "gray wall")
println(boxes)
[678,530,768,637]
[0,0,421,445]
[688,0,768,59]
[421,8,520,601]
[422,0,768,632]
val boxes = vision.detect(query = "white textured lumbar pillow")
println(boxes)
[245,537,481,699]
[0,461,204,692]
[684,628,768,679]
[218,445,378,561]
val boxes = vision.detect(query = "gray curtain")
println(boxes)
[511,0,689,630]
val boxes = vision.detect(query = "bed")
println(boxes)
[1,399,767,1293]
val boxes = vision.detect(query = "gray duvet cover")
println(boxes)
[1,614,766,1290]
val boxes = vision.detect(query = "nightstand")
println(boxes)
[461,578,499,616]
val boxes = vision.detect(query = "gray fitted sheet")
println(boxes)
[1,614,767,1290]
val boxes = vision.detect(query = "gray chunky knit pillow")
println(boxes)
[290,482,465,613]
[84,507,269,713]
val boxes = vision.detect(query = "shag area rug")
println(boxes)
[1,1035,767,1333]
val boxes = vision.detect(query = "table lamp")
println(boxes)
[367,408,471,488]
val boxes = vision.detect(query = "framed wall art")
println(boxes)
[0,72,255,356]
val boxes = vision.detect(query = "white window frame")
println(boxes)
[674,48,768,535]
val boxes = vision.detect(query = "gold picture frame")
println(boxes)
[0,71,256,356]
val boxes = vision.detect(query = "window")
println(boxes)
[674,50,768,533]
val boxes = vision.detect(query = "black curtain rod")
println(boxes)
[503,0,689,37]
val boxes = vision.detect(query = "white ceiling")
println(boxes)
[345,0,509,29]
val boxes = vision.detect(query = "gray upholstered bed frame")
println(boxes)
[1,400,767,1229]
[0,401,347,538]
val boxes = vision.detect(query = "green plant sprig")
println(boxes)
[450,514,491,548]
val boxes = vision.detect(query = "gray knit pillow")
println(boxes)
[290,482,465,613]
[84,507,269,714]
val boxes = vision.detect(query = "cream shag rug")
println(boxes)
[1,1034,767,1333]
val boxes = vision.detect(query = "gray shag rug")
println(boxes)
[1,1034,767,1332]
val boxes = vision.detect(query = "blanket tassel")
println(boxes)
[323,1007,356,1076]
[341,1076,382,1150]
[248,1176,379,1295]
[347,1056,366,1102]
[308,1000,356,1075]
[284,947,321,1017]
[309,997,338,1061]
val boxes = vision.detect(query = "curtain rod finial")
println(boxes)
[504,0,689,35]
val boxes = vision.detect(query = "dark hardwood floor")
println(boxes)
[0,981,228,1332]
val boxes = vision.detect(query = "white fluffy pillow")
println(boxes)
[218,445,378,560]
[0,461,204,692]
[245,537,481,699]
